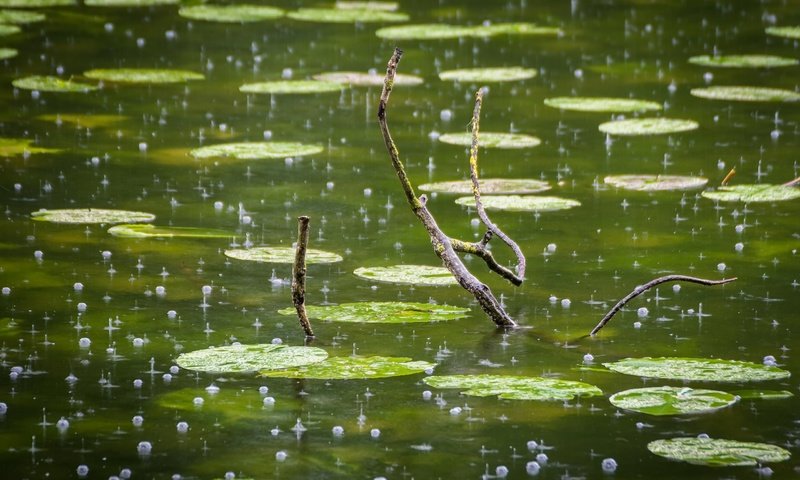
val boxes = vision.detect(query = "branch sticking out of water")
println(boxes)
[721,167,736,186]
[590,275,737,336]
[783,175,800,187]
[292,216,314,338]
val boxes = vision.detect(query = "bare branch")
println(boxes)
[783,175,800,187]
[292,216,314,338]
[590,275,737,336]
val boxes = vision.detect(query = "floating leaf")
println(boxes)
[311,71,423,86]
[0,24,20,36]
[766,26,800,39]
[176,344,329,373]
[85,0,178,6]
[239,80,345,94]
[437,132,541,149]
[225,246,343,264]
[108,224,232,239]
[647,437,791,466]
[31,208,155,224]
[375,22,560,40]
[287,7,408,23]
[189,142,323,160]
[157,387,285,422]
[701,184,800,202]
[423,374,603,401]
[0,9,45,23]
[13,76,98,93]
[609,386,738,416]
[598,118,699,136]
[690,86,800,102]
[278,301,469,324]
[544,96,662,113]
[84,68,204,83]
[0,138,59,156]
[604,175,708,191]
[353,265,456,286]
[260,355,435,379]
[178,5,284,22]
[455,195,581,212]
[0,0,73,6]
[335,1,397,11]
[603,357,791,382]
[730,390,793,400]
[688,54,799,68]
[37,113,125,128]
[0,48,16,60]
[439,67,537,83]
[419,178,551,195]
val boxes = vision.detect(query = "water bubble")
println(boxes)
[697,433,710,440]
[275,450,288,461]
[601,458,618,473]
[263,130,272,140]
[74,282,84,292]
[169,365,179,375]
[132,415,144,427]
[271,338,283,345]
[162,373,172,383]
[561,298,571,308]
[526,440,538,451]
[496,466,509,477]
[136,441,152,455]
[120,468,132,479]
[574,68,583,79]
[201,285,212,295]
[635,421,645,430]
[104,22,114,32]
[548,295,557,304]
[716,262,726,272]
[76,465,89,477]
[56,417,70,430]
[422,390,432,400]
[439,109,453,121]
[132,338,144,347]
[546,243,557,253]
[583,353,594,364]
[535,453,548,465]
[636,307,648,317]
[428,130,441,141]
[155,286,166,296]
[214,201,224,211]
[136,37,145,47]
[281,67,293,79]
[165,30,176,40]
[370,428,381,438]
[205,384,220,394]
[734,242,744,252]
[633,321,642,329]
[262,397,276,406]
[167,310,177,319]
[734,224,744,233]
[176,421,189,433]
[0,402,7,414]
[34,250,44,260]
[363,188,372,197]
[258,386,269,395]
[672,284,681,293]
[703,72,713,83]
[79,337,91,348]
[332,425,344,436]
[449,406,462,415]
[525,461,541,475]
[192,397,204,406]
[138,142,148,153]
[133,379,143,388]
[763,355,777,366]
[1,287,9,295]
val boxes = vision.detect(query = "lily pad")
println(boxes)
[437,132,541,149]
[604,175,708,191]
[287,7,407,23]
[189,142,323,160]
[37,113,125,128]
[335,1,397,11]
[544,96,662,113]
[609,386,738,416]
[85,0,178,6]
[0,48,16,60]
[688,54,799,68]
[455,195,581,212]
[239,80,345,94]
[225,246,343,264]
[311,71,423,87]
[353,265,456,286]
[0,138,59,156]
[419,178,551,195]
[31,208,155,224]
[766,26,800,39]
[647,437,791,466]
[730,390,793,400]
[176,344,329,373]
[375,23,560,40]
[598,118,699,136]
[0,24,20,36]
[178,5,284,23]
[13,76,98,93]
[423,374,603,401]
[260,355,435,379]
[603,357,791,382]
[439,67,537,83]
[84,68,204,84]
[0,0,73,6]
[0,9,45,23]
[690,86,800,102]
[108,224,232,239]
[278,301,469,324]
[701,184,800,202]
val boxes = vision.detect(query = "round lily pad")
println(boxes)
[690,86,800,102]
[0,24,20,36]
[85,0,178,6]
[423,374,603,401]
[278,301,469,323]
[260,355,435,379]
[730,389,794,400]
[287,7,408,23]
[108,224,231,239]
[353,265,456,286]
[225,246,343,264]
[688,54,799,68]
[189,142,323,160]
[31,208,155,224]
[178,5,284,22]
[598,118,699,136]
[604,175,708,191]
[0,9,45,23]
[701,184,800,202]
[13,76,98,93]
[603,357,791,382]
[176,344,329,373]
[455,195,581,212]
[84,68,204,84]
[0,0,73,6]
[544,96,662,113]
[335,1,397,11]
[0,48,16,60]
[239,80,345,94]
[375,23,560,40]
[419,178,551,195]
[766,26,800,39]
[437,132,541,149]
[439,67,537,83]
[647,437,791,467]
[0,138,58,156]
[609,386,738,416]
[311,71,423,87]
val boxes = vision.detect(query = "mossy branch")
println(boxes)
[292,216,314,338]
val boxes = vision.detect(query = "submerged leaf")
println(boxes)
[287,7,408,23]
[544,96,662,112]
[0,9,45,23]
[701,184,800,202]
[311,71,423,86]
[609,386,738,416]
[0,24,20,35]
[260,355,435,379]
[647,437,791,466]
[108,224,231,239]
[599,118,699,135]
[603,357,791,382]
[178,4,284,22]
[176,344,328,373]
[31,208,155,224]
[225,246,343,264]
[688,54,799,68]
[604,175,708,191]
[455,195,581,212]
[353,265,457,286]
[189,142,323,160]
[423,374,603,401]
[335,1,398,11]
[419,178,551,195]
[0,47,17,60]
[765,26,800,39]
[85,0,178,6]
[84,68,204,83]
[375,22,559,40]
[0,0,73,7]
[0,138,59,156]
[437,132,541,148]
[690,86,800,102]
[730,390,793,400]
[37,113,125,128]
[13,75,98,93]
[278,301,469,323]
[239,80,345,94]
[439,67,537,83]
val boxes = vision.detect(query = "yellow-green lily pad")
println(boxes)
[0,9,45,23]
[731,389,793,400]
[599,118,699,136]
[647,437,791,467]
[375,22,560,40]
[701,184,800,202]
[260,355,435,379]
[609,386,738,416]
[437,132,541,148]
[225,246,343,264]
[287,7,408,23]
[85,0,178,6]
[691,86,800,102]
[108,224,232,239]
[688,54,799,68]
[311,71,423,86]
[544,96,662,112]
[455,195,581,212]
[189,142,323,160]
[419,178,551,195]
[423,374,603,401]
[353,265,456,286]
[0,48,16,60]
[176,344,329,373]
[278,301,469,323]
[13,76,98,93]
[84,68,204,83]
[335,1,397,11]
[603,357,791,382]
[178,4,284,22]
[0,0,73,7]
[604,175,708,191]
[439,67,537,83]
[239,80,345,94]
[31,208,155,224]
[0,138,59,156]
[766,26,800,39]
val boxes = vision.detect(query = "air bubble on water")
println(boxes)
[56,417,69,431]
[1,287,9,295]
[633,321,642,329]
[546,243,557,253]
[176,421,189,433]
[133,379,143,388]
[449,406,462,415]
[526,461,541,475]
[167,310,178,320]
[703,72,713,83]
[132,338,144,347]
[370,428,381,438]
[763,355,777,366]
[132,415,144,427]
[717,262,726,271]
[275,450,287,461]
[637,307,648,317]
[496,465,509,477]
[561,298,571,308]
[137,441,152,455]
[76,465,89,477]
[258,386,269,395]
[0,402,7,414]
[271,338,283,345]
[696,433,710,439]
[440,109,453,121]
[192,397,204,406]
[535,453,548,465]
[332,425,344,436]
[79,337,91,348]
[205,384,220,394]
[162,373,172,383]
[74,282,84,292]
[734,242,744,252]
[583,353,594,364]
[601,458,618,473]
[548,295,557,304]
[422,390,432,400]
[263,397,276,406]
[672,284,681,293]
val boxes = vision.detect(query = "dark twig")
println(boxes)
[292,216,314,338]
[590,275,737,336]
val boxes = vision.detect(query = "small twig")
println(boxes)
[590,274,737,336]
[782,175,800,187]
[720,167,736,186]
[292,216,314,338]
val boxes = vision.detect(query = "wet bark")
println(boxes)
[292,216,314,338]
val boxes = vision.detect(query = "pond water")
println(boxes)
[1,0,799,478]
